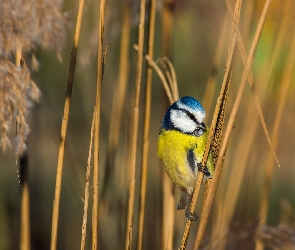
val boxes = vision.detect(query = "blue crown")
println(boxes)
[178,96,205,114]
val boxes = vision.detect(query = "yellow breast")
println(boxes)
[157,129,213,194]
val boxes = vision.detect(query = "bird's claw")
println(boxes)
[185,208,199,221]
[197,163,210,177]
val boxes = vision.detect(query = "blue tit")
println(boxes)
[157,96,214,220]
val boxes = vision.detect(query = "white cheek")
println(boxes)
[170,109,196,133]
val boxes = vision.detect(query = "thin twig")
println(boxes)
[164,58,178,100]
[92,0,106,249]
[20,152,30,250]
[146,54,173,103]
[81,109,96,250]
[134,46,174,104]
[159,57,179,101]
[50,0,85,249]
[161,4,176,247]
[125,0,146,249]
[202,15,229,113]
[16,46,31,250]
[137,0,156,249]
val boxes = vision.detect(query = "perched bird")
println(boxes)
[157,96,214,220]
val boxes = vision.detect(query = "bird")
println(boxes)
[157,96,214,221]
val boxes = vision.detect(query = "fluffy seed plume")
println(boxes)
[0,0,67,156]
[0,59,41,156]
[0,0,67,57]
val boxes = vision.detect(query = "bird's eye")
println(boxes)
[193,128,204,136]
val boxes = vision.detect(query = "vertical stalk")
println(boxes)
[50,0,85,249]
[202,15,229,113]
[137,0,156,249]
[125,0,146,249]
[161,1,175,249]
[20,152,30,250]
[92,0,106,249]
[81,110,96,250]
[16,46,31,250]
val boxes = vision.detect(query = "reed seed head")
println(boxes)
[0,59,41,157]
[0,0,67,57]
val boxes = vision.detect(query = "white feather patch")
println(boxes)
[177,102,205,123]
[170,109,197,133]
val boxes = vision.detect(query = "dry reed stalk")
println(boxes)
[193,0,272,249]
[139,52,173,103]
[143,55,179,249]
[164,188,176,249]
[50,0,85,248]
[15,47,30,250]
[163,61,178,250]
[20,152,30,250]
[162,0,174,57]
[161,3,175,248]
[81,109,96,250]
[202,15,229,114]
[179,0,242,248]
[135,44,178,250]
[199,16,230,239]
[256,8,295,250]
[125,0,146,249]
[137,0,156,249]
[160,58,179,101]
[225,0,280,168]
[136,42,177,250]
[92,0,106,249]
[102,0,131,199]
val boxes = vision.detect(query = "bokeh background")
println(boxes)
[1,0,295,249]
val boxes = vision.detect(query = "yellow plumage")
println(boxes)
[157,127,214,195]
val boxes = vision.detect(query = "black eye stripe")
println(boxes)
[179,108,206,135]
[179,108,199,124]
[163,108,206,135]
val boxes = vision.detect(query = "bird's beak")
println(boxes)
[198,122,206,132]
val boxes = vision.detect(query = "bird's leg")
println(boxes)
[177,188,188,210]
[185,193,198,221]
[197,162,210,177]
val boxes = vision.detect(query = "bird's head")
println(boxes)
[161,96,207,136]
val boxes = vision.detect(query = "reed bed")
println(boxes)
[0,0,295,249]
